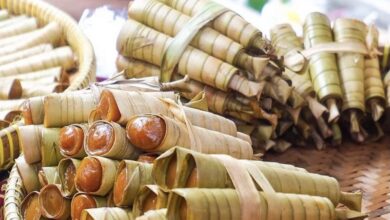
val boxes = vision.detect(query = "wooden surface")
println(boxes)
[45,0,129,20]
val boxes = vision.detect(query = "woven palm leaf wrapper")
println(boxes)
[21,96,44,125]
[271,24,327,117]
[43,91,99,127]
[114,56,250,117]
[113,66,252,121]
[116,55,161,79]
[20,191,47,220]
[116,19,264,98]
[98,89,238,136]
[0,123,22,170]
[128,0,271,80]
[333,18,367,142]
[136,209,167,220]
[270,24,332,148]
[81,207,134,220]
[18,125,63,166]
[154,0,271,53]
[85,121,139,160]
[71,193,109,220]
[363,25,386,122]
[126,114,253,158]
[112,160,153,207]
[15,156,40,194]
[152,147,362,212]
[304,12,343,124]
[58,158,80,197]
[75,156,119,196]
[175,76,251,115]
[38,184,71,219]
[152,147,303,190]
[167,188,364,220]
[38,166,60,187]
[133,185,168,217]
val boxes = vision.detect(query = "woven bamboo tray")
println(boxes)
[265,137,390,220]
[0,0,96,91]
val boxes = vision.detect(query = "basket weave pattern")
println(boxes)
[265,138,390,220]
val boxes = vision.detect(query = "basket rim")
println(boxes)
[3,164,24,220]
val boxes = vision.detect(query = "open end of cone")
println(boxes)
[327,98,340,123]
[60,125,84,156]
[71,194,97,220]
[113,164,127,206]
[166,154,177,189]
[3,110,21,123]
[142,192,158,213]
[184,156,198,188]
[87,122,115,156]
[75,157,103,193]
[39,185,66,218]
[126,115,166,151]
[9,79,22,99]
[21,100,33,125]
[21,193,41,220]
[97,90,121,122]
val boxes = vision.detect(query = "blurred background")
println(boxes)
[45,0,390,78]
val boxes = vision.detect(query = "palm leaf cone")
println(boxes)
[128,0,271,80]
[71,193,108,220]
[153,147,362,211]
[153,0,272,53]
[38,166,60,187]
[132,185,168,217]
[168,188,365,220]
[304,12,343,123]
[117,19,264,98]
[333,18,367,142]
[363,25,386,121]
[136,209,167,220]
[112,160,154,207]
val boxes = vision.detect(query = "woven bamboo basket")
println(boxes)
[0,0,95,92]
[265,137,390,220]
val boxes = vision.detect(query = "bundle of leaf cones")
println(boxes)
[272,12,386,144]
[115,0,389,152]
[115,0,328,153]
